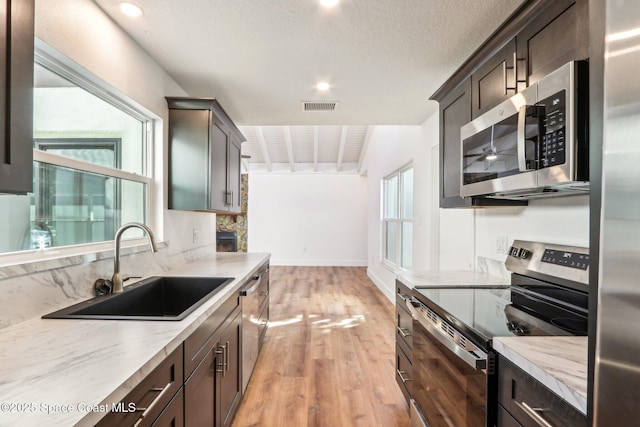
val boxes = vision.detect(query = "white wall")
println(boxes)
[247,173,367,266]
[364,124,434,300]
[34,0,218,256]
[474,196,590,261]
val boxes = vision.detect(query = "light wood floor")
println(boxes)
[232,266,411,427]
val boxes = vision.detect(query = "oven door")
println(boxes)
[406,298,494,427]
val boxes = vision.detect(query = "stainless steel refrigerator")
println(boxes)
[594,0,640,424]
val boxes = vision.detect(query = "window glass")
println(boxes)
[0,57,150,254]
[385,222,398,264]
[401,168,413,220]
[384,175,398,219]
[382,165,413,268]
[33,63,144,174]
[401,222,413,269]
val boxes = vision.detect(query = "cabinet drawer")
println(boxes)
[498,357,587,427]
[497,403,523,427]
[97,345,183,427]
[151,388,184,427]
[396,302,413,355]
[396,343,413,404]
[184,292,240,377]
[395,280,412,305]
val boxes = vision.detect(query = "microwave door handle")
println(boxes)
[517,105,533,171]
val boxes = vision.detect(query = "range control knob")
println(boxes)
[507,321,529,336]
[509,246,520,257]
[519,249,531,259]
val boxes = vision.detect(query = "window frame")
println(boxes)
[382,163,413,270]
[0,44,155,260]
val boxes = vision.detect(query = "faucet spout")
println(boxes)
[112,222,158,293]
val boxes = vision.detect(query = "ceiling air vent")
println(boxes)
[301,101,339,112]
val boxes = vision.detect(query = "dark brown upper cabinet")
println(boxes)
[166,98,245,213]
[431,0,588,208]
[516,0,589,86]
[471,39,518,120]
[0,0,34,194]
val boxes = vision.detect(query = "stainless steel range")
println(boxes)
[406,240,589,427]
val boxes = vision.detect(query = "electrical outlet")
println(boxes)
[496,236,509,254]
[193,229,200,243]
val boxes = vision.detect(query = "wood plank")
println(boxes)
[232,266,411,427]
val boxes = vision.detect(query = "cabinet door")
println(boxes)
[209,120,229,211]
[227,137,242,213]
[439,78,473,208]
[497,356,587,426]
[217,310,242,427]
[168,109,210,210]
[516,0,588,86]
[184,346,218,427]
[471,39,517,119]
[0,0,34,194]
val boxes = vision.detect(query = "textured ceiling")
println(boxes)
[93,0,525,172]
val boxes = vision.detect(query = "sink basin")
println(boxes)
[43,276,234,321]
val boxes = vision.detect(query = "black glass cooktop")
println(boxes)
[412,283,586,351]
[412,286,514,350]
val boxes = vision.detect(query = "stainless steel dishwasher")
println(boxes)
[240,264,268,393]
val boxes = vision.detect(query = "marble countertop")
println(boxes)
[395,269,510,289]
[492,336,588,415]
[0,252,270,427]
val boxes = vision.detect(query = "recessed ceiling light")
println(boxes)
[119,2,144,18]
[320,0,339,8]
[316,82,331,91]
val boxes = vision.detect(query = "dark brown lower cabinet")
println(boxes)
[98,290,244,427]
[497,355,587,427]
[184,300,242,427]
[218,310,242,427]
[96,345,184,427]
[151,389,184,427]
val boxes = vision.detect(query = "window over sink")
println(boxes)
[0,45,152,254]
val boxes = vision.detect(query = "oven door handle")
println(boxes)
[406,298,487,370]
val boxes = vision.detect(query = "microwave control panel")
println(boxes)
[539,90,566,168]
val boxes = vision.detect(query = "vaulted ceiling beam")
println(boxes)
[336,125,348,172]
[256,126,272,172]
[284,126,295,172]
[313,126,319,172]
[357,126,373,175]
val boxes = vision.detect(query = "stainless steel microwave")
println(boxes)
[460,61,589,200]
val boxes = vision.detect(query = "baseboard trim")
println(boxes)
[366,267,395,303]
[269,259,368,267]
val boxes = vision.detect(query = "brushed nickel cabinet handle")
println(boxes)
[225,340,230,373]
[397,326,412,338]
[396,369,412,383]
[519,401,554,427]
[133,381,172,427]
[504,51,518,93]
[215,347,225,374]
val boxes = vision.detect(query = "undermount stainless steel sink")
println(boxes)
[43,276,234,321]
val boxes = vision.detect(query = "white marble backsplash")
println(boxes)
[0,243,218,329]
[477,256,510,280]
